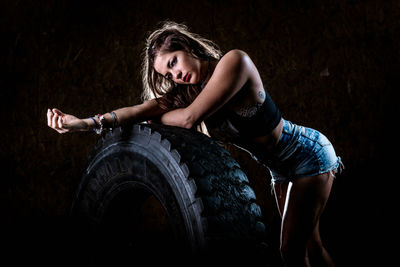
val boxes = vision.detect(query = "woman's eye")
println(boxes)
[166,73,172,80]
[171,56,177,67]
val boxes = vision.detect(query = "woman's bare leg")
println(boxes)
[273,172,335,266]
[307,221,335,266]
[273,181,289,217]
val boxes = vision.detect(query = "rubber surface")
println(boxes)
[71,123,268,264]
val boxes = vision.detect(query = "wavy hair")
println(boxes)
[141,21,222,110]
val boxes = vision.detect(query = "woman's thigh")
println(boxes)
[273,181,289,217]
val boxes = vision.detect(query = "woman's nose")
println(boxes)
[172,69,182,81]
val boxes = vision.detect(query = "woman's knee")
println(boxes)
[307,222,324,254]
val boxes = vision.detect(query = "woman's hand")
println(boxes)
[47,108,88,134]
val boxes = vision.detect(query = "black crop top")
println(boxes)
[206,90,281,142]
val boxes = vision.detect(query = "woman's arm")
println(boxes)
[160,49,253,129]
[47,99,165,134]
[106,99,165,127]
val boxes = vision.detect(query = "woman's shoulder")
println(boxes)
[222,49,249,60]
[217,49,253,71]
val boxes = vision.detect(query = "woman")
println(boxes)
[47,21,342,266]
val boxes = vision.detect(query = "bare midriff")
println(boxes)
[240,118,284,155]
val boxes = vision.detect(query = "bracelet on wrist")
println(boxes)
[91,112,119,135]
[110,111,119,129]
[89,117,98,132]
[94,114,105,135]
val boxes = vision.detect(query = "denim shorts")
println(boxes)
[268,119,343,183]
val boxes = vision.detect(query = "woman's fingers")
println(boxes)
[47,109,52,127]
[53,108,64,116]
[47,108,69,134]
[49,108,61,129]
[57,116,63,129]
[52,112,58,129]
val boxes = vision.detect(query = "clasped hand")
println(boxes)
[47,108,88,134]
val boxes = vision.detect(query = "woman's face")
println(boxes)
[154,50,204,85]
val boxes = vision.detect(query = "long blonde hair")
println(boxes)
[141,21,222,110]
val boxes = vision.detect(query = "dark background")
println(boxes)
[1,0,397,266]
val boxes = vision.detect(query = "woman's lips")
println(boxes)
[184,73,191,82]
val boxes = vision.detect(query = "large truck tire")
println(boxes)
[71,123,268,264]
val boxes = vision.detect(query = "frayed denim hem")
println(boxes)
[270,156,344,185]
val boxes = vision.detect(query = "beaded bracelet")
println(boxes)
[94,114,105,135]
[91,112,119,135]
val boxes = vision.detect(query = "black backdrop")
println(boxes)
[2,0,397,266]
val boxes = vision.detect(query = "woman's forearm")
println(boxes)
[84,99,166,130]
[160,108,194,129]
[48,99,170,134]
[113,99,166,126]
